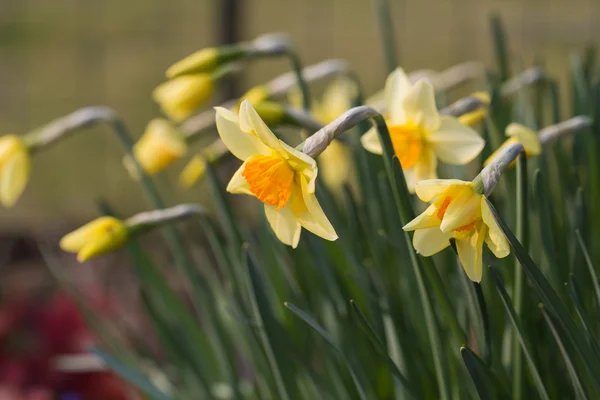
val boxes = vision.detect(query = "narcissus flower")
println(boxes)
[166,48,220,78]
[60,217,129,262]
[0,135,31,207]
[123,119,187,177]
[361,68,484,190]
[153,74,214,122]
[216,100,337,247]
[484,123,541,167]
[403,179,510,282]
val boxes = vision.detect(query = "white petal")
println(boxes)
[226,161,253,195]
[456,225,486,282]
[403,168,417,193]
[215,107,269,160]
[428,116,485,165]
[294,175,338,241]
[239,100,282,151]
[414,147,438,183]
[440,186,481,232]
[360,127,383,155]
[403,203,441,231]
[0,152,30,208]
[506,123,541,156]
[385,68,412,124]
[412,227,453,256]
[264,203,302,248]
[413,179,473,202]
[481,198,510,258]
[402,80,441,132]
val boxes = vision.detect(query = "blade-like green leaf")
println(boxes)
[489,267,550,400]
[490,14,510,81]
[567,276,600,358]
[461,346,506,400]
[575,230,600,307]
[349,300,415,399]
[90,347,173,400]
[486,198,600,396]
[285,302,368,400]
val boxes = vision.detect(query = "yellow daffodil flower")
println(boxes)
[458,92,491,127]
[166,48,220,78]
[124,119,187,177]
[0,135,31,207]
[484,123,541,167]
[403,179,510,282]
[361,68,485,191]
[60,217,129,262]
[153,74,214,122]
[216,100,337,248]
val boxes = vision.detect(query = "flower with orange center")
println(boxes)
[216,100,337,248]
[361,68,485,191]
[402,179,510,282]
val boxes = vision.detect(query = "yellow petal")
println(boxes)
[413,179,473,202]
[506,123,541,156]
[403,202,442,231]
[293,175,337,241]
[215,107,270,161]
[60,217,124,253]
[278,139,318,193]
[360,126,383,155]
[153,75,213,122]
[179,156,207,188]
[264,203,302,248]
[403,168,417,194]
[77,225,128,262]
[238,100,282,151]
[385,68,412,124]
[0,151,30,208]
[427,116,485,164]
[440,185,481,232]
[412,227,453,256]
[480,197,510,258]
[401,80,440,132]
[226,160,253,195]
[456,225,486,282]
[413,147,438,183]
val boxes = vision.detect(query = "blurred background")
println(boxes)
[0,0,599,398]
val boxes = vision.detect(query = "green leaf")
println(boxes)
[575,230,600,308]
[490,14,510,81]
[486,198,600,396]
[90,347,173,400]
[567,276,600,358]
[349,300,416,399]
[284,302,369,400]
[541,309,590,400]
[461,346,506,400]
[489,267,550,400]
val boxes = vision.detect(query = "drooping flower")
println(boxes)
[216,100,337,247]
[458,92,491,127]
[402,179,510,282]
[153,74,214,122]
[361,68,484,191]
[0,135,31,207]
[123,119,187,177]
[60,217,129,262]
[484,123,541,167]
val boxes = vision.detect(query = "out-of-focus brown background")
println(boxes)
[1,0,599,231]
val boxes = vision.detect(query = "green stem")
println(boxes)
[371,0,398,73]
[286,49,311,112]
[512,154,528,400]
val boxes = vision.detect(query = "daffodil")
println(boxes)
[484,123,541,167]
[60,217,129,262]
[124,119,187,177]
[166,48,220,78]
[458,92,491,127]
[216,100,337,248]
[153,74,214,122]
[0,134,31,207]
[361,68,485,191]
[403,179,510,282]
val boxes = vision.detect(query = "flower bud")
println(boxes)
[0,134,31,207]
[60,217,129,262]
[153,74,214,122]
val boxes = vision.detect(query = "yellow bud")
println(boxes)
[179,155,207,188]
[123,119,187,178]
[252,102,286,126]
[153,74,214,122]
[166,48,220,78]
[60,216,129,262]
[458,92,491,127]
[0,134,31,208]
[236,86,270,111]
